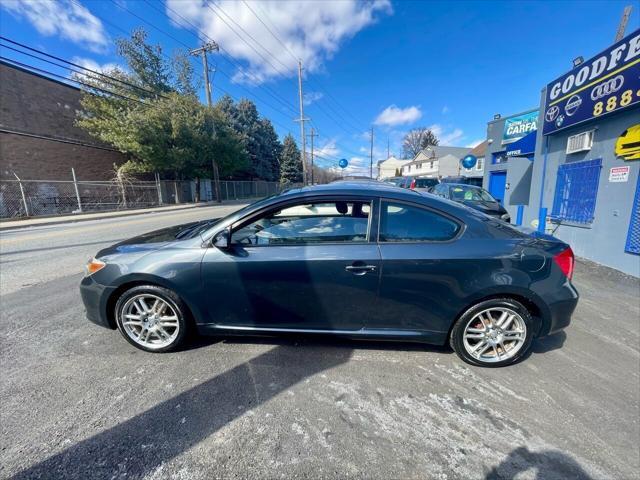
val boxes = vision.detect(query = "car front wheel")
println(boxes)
[450,298,534,367]
[114,285,188,353]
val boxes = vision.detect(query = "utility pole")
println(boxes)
[615,5,632,41]
[387,137,390,158]
[295,60,309,185]
[369,127,374,179]
[308,128,318,185]
[190,41,222,202]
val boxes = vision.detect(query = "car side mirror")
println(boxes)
[213,227,231,249]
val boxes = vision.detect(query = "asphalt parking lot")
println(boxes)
[1,205,639,479]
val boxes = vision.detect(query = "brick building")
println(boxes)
[0,61,126,181]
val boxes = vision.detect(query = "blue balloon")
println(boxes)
[461,154,477,169]
[338,158,349,169]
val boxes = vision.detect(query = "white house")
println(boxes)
[376,155,411,179]
[401,145,470,178]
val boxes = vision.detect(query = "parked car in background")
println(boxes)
[80,182,578,367]
[386,177,405,187]
[397,176,440,191]
[440,176,483,187]
[432,183,511,223]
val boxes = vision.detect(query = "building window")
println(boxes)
[430,161,434,169]
[492,152,507,164]
[550,158,602,225]
[476,158,484,171]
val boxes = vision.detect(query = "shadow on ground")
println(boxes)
[13,344,352,479]
[485,446,594,479]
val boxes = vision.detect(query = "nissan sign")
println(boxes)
[543,28,640,135]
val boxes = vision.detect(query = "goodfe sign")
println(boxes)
[543,29,640,135]
[502,111,538,144]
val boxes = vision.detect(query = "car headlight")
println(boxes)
[86,258,106,276]
[500,213,511,222]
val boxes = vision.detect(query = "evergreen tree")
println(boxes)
[215,95,282,181]
[75,28,247,187]
[280,134,303,184]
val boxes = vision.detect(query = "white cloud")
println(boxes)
[427,124,465,146]
[303,91,323,106]
[440,128,464,146]
[166,0,392,84]
[315,138,340,158]
[72,57,121,74]
[1,0,109,52]
[374,105,422,127]
[466,139,484,148]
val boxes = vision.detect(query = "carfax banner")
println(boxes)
[502,110,538,145]
[543,28,640,135]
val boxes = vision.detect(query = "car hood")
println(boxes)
[96,218,220,257]
[462,200,506,215]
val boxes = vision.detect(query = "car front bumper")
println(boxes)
[80,274,116,329]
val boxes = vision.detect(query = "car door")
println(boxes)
[371,199,465,335]
[201,196,380,332]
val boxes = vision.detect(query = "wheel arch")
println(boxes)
[105,275,200,330]
[446,289,550,342]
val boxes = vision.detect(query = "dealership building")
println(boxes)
[483,28,640,277]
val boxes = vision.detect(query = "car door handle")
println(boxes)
[345,264,377,275]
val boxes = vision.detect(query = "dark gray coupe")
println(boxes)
[80,182,578,367]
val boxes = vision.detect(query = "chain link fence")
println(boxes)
[0,178,285,219]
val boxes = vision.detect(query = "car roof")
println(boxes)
[283,181,411,197]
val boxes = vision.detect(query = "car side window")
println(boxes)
[232,201,371,246]
[379,201,460,242]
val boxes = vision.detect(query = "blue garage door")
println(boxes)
[488,171,507,203]
[625,177,640,255]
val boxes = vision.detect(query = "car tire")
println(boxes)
[114,285,189,353]
[450,298,535,367]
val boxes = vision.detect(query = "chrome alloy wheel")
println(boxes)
[120,294,180,350]
[462,307,527,364]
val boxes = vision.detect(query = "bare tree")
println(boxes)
[402,127,440,158]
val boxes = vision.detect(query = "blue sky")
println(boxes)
[1,0,638,175]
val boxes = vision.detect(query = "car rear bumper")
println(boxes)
[80,275,116,329]
[539,281,579,336]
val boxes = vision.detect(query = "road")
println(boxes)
[1,205,639,479]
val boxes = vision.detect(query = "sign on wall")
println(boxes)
[502,111,538,144]
[543,29,640,135]
[609,166,630,182]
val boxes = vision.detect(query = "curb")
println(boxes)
[0,201,239,231]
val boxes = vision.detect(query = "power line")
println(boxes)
[206,1,292,80]
[0,36,166,100]
[72,0,297,125]
[241,0,299,63]
[0,56,150,107]
[237,1,368,136]
[157,0,298,114]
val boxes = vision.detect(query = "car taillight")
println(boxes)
[553,247,574,280]
[410,179,416,189]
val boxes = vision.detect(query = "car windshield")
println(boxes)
[449,185,496,202]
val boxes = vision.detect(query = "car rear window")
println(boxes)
[414,178,438,188]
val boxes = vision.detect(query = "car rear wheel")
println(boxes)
[114,285,188,353]
[450,298,534,367]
